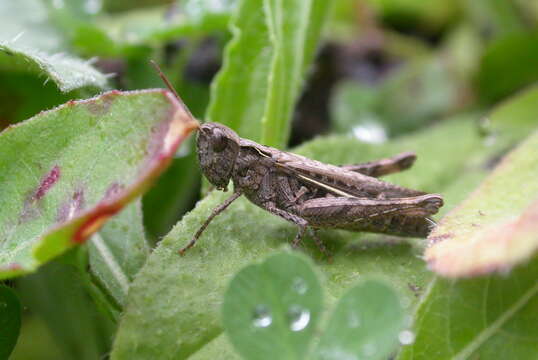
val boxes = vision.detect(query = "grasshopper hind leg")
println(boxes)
[297,194,443,238]
[341,152,416,177]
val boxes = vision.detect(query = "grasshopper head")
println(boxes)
[197,122,241,191]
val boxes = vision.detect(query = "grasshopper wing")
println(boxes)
[271,150,426,199]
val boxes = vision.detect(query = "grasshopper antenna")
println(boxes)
[150,60,196,121]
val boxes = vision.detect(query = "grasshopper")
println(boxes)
[151,62,443,256]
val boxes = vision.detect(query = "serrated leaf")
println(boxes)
[206,0,331,148]
[314,280,404,360]
[112,116,499,359]
[0,42,108,92]
[0,285,21,359]
[0,89,198,280]
[426,130,538,277]
[223,252,322,360]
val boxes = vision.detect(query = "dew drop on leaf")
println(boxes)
[398,330,415,345]
[291,277,308,295]
[287,305,310,332]
[318,347,358,360]
[351,122,387,144]
[347,312,361,328]
[400,296,412,309]
[361,341,377,357]
[252,304,272,328]
[52,0,64,9]
[84,0,102,14]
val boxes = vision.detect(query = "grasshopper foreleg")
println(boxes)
[179,191,242,255]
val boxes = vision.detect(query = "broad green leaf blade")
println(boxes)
[0,42,108,92]
[0,73,71,127]
[477,31,538,104]
[426,130,538,277]
[0,89,198,279]
[398,258,538,360]
[0,0,65,52]
[260,0,332,147]
[223,252,322,360]
[0,285,21,359]
[188,333,241,360]
[314,280,404,360]
[16,259,115,360]
[463,0,525,39]
[206,0,331,148]
[88,200,150,307]
[487,84,538,143]
[112,116,497,359]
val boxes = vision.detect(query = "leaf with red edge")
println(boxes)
[426,130,538,277]
[0,89,198,279]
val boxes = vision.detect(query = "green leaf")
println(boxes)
[142,144,201,241]
[88,200,150,307]
[223,252,322,360]
[0,73,72,127]
[314,280,404,360]
[206,0,331,147]
[0,89,198,280]
[188,333,241,360]
[463,0,525,40]
[398,258,538,360]
[112,116,497,359]
[16,258,115,360]
[0,0,65,52]
[487,84,538,143]
[369,0,460,33]
[0,285,21,359]
[0,42,108,92]
[222,254,405,360]
[87,0,233,51]
[424,79,538,278]
[477,31,538,104]
[426,130,538,277]
[377,56,461,135]
[330,81,382,138]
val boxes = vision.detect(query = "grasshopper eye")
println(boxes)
[212,129,227,153]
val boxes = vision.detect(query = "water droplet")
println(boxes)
[0,302,7,309]
[287,305,310,331]
[84,0,102,14]
[291,277,308,295]
[400,296,412,309]
[252,305,272,328]
[398,330,415,345]
[351,122,387,144]
[484,134,497,147]
[361,342,377,357]
[347,312,361,328]
[52,0,64,9]
[318,347,358,360]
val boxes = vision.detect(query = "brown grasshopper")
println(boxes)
[152,62,443,256]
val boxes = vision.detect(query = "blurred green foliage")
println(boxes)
[1,0,538,359]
